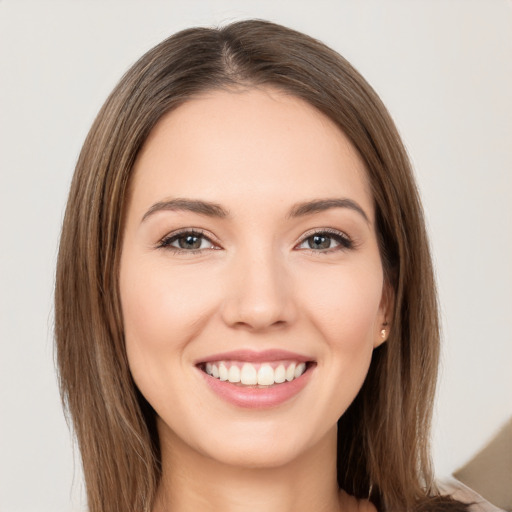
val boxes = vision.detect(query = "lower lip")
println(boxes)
[198,365,314,409]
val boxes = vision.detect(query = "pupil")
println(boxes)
[179,235,201,249]
[310,235,330,250]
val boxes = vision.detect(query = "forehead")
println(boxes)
[130,87,373,219]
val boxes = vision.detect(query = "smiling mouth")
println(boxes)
[198,360,316,387]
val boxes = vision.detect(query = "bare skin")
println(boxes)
[153,426,376,512]
[120,87,387,512]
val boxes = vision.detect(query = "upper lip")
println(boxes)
[196,349,313,364]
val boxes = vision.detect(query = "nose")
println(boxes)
[220,248,297,332]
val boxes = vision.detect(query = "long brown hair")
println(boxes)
[55,19,466,512]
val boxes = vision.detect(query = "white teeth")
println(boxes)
[218,363,228,381]
[228,365,241,383]
[240,363,258,385]
[204,360,308,386]
[285,363,296,382]
[274,364,286,384]
[294,362,306,378]
[257,364,274,386]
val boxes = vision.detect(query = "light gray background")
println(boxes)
[1,1,511,511]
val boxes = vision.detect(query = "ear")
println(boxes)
[374,280,394,348]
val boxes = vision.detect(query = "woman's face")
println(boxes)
[120,87,390,468]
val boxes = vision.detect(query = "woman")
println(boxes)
[55,20,473,512]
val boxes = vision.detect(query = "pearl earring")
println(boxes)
[380,329,386,339]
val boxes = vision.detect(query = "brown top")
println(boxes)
[438,478,506,512]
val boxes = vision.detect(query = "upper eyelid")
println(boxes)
[160,226,349,239]
[298,227,350,239]
[296,227,352,247]
[160,228,217,243]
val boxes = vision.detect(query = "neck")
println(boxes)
[153,424,343,512]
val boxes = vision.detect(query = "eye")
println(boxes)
[158,229,218,253]
[296,229,353,253]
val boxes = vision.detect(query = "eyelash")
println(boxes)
[157,228,354,255]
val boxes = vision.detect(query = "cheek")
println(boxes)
[119,257,219,390]
[297,260,384,349]
[298,259,382,403]
[121,259,215,344]
[296,262,383,417]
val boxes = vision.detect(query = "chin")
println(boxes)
[199,437,312,470]
[166,414,335,471]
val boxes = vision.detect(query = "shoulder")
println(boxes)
[437,478,506,512]
[357,500,378,512]
[339,489,378,512]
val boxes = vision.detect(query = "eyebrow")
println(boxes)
[142,198,230,222]
[288,198,370,223]
[141,197,369,224]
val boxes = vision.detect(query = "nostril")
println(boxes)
[230,318,289,332]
